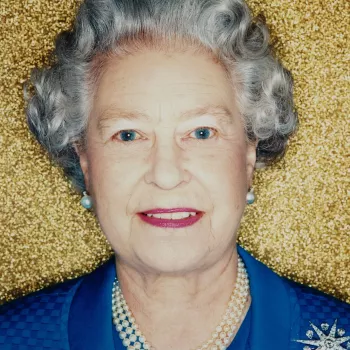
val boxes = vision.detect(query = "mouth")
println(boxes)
[138,208,203,228]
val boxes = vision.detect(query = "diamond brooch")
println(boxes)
[294,319,350,350]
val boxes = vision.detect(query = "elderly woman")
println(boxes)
[1,0,349,349]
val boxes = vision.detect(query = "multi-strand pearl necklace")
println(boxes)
[112,255,249,350]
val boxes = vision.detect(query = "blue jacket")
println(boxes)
[1,245,349,350]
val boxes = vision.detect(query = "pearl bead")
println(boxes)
[80,194,93,209]
[123,338,131,346]
[246,191,255,204]
[138,335,145,343]
[119,331,126,339]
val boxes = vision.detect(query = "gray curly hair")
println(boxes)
[24,0,298,193]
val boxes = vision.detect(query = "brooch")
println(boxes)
[294,319,350,350]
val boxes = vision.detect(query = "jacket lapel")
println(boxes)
[237,245,291,350]
[68,255,116,350]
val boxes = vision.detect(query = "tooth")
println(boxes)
[171,212,188,219]
[189,212,196,216]
[146,214,153,217]
[153,213,173,219]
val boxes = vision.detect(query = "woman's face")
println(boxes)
[78,49,256,273]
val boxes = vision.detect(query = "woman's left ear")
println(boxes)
[246,140,258,188]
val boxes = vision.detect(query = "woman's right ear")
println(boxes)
[73,142,90,191]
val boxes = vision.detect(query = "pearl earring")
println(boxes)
[246,187,255,204]
[80,190,93,209]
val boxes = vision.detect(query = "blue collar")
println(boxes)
[68,245,291,349]
[237,245,291,349]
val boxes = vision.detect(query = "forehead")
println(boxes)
[91,49,238,123]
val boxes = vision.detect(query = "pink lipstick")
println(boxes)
[138,208,204,228]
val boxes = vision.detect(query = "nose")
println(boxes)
[144,140,190,190]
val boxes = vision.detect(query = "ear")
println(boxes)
[73,142,90,191]
[246,140,258,189]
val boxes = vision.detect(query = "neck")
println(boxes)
[114,246,248,349]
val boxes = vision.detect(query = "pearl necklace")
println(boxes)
[112,255,249,350]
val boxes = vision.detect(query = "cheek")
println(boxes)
[195,144,247,218]
[190,142,247,187]
[87,149,137,245]
[87,147,134,214]
[210,151,247,241]
[88,144,142,184]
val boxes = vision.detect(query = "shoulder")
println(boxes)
[0,275,84,350]
[283,277,350,320]
[282,277,350,346]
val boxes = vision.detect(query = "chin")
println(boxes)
[134,243,207,273]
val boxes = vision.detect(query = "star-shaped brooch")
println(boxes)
[294,319,350,350]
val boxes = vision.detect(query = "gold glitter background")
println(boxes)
[0,0,349,304]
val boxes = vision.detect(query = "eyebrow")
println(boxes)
[96,104,233,136]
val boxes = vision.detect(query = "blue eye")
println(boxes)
[190,127,216,140]
[115,130,140,142]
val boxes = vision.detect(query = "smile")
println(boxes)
[145,212,197,219]
[138,209,204,228]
